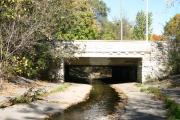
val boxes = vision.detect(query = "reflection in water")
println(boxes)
[54,80,120,120]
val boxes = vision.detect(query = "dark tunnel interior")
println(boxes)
[65,65,138,84]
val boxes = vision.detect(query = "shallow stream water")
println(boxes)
[54,80,120,120]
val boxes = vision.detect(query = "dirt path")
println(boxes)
[112,83,166,120]
[0,83,92,120]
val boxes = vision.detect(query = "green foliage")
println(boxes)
[112,19,133,40]
[12,88,46,104]
[90,0,115,40]
[99,18,133,40]
[100,20,116,40]
[49,83,70,93]
[133,11,152,40]
[139,86,165,100]
[90,0,133,40]
[0,0,53,40]
[165,98,180,120]
[11,41,53,79]
[168,50,180,74]
[164,14,180,74]
[55,0,99,40]
[0,0,34,21]
[164,14,180,41]
[11,56,33,77]
[0,0,57,79]
[90,0,110,19]
[0,0,100,80]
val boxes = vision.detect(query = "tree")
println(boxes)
[90,0,111,39]
[90,0,110,19]
[97,18,133,40]
[55,0,99,40]
[164,14,180,74]
[151,34,163,41]
[132,11,152,40]
[112,18,133,40]
[0,0,56,81]
[164,14,180,42]
[0,0,100,83]
[99,20,116,40]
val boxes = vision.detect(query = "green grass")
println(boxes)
[49,83,70,94]
[135,83,143,87]
[12,95,33,104]
[141,87,165,100]
[11,88,46,104]
[137,84,180,120]
[165,98,180,120]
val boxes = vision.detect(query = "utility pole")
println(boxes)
[120,0,123,40]
[146,0,149,41]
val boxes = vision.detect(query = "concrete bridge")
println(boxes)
[57,40,169,83]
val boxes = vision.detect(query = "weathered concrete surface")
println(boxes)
[0,83,92,120]
[112,83,166,120]
[60,40,169,83]
[43,83,92,109]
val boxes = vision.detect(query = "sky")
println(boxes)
[102,0,180,35]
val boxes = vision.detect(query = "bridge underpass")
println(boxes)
[56,40,169,83]
[64,57,142,83]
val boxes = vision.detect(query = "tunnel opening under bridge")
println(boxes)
[64,57,142,84]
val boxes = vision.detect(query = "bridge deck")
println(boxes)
[74,40,151,53]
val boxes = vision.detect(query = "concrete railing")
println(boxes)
[73,40,151,53]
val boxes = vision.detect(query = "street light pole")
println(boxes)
[146,0,149,41]
[120,0,123,40]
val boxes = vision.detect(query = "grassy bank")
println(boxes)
[136,84,180,120]
[49,83,70,94]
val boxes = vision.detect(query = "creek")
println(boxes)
[54,80,120,120]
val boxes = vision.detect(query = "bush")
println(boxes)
[11,41,53,80]
[11,88,46,104]
[165,98,180,120]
